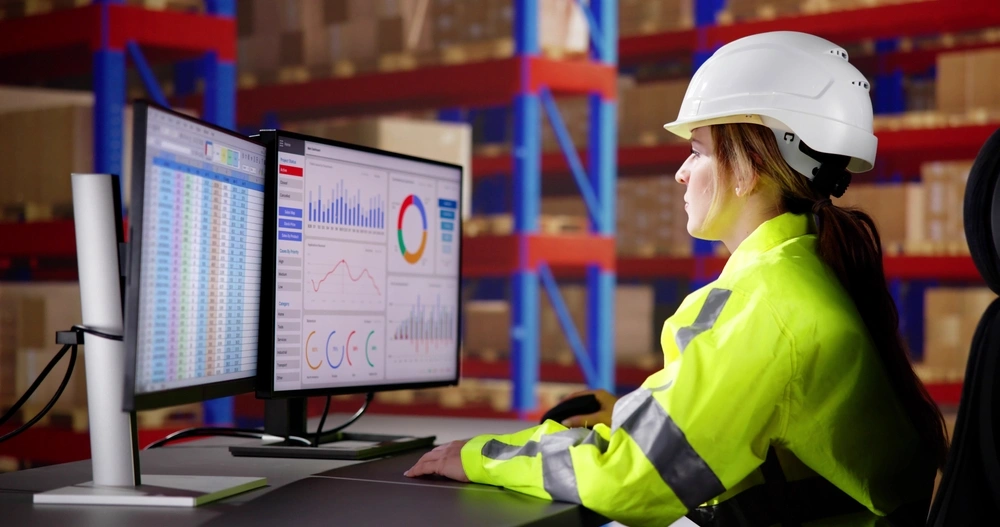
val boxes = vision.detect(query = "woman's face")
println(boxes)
[675,127,721,239]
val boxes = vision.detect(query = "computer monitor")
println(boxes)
[123,102,268,411]
[229,129,463,460]
[35,102,269,507]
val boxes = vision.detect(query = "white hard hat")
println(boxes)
[664,31,877,190]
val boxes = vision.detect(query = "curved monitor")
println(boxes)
[256,130,463,398]
[124,102,267,411]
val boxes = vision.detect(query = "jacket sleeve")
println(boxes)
[460,287,796,527]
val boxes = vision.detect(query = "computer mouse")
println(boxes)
[539,394,601,427]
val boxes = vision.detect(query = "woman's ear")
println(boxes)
[735,173,760,198]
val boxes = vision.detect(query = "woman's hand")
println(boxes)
[560,389,618,428]
[404,439,470,482]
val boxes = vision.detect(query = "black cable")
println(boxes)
[0,345,77,444]
[144,427,312,450]
[314,396,332,447]
[314,392,374,445]
[71,324,123,341]
[0,344,73,428]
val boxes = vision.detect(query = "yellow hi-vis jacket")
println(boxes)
[460,212,936,527]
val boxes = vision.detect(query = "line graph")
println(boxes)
[309,259,382,296]
[305,241,385,311]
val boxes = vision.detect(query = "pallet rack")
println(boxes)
[4,0,998,425]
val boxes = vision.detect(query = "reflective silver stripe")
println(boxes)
[620,390,725,510]
[482,438,541,460]
[675,288,732,353]
[611,381,673,432]
[481,428,608,504]
[541,431,586,503]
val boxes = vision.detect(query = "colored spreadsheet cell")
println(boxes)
[135,156,264,391]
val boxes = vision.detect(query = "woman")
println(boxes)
[406,31,948,526]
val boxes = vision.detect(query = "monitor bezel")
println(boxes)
[123,100,263,412]
[255,129,464,399]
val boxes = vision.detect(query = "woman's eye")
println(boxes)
[690,149,700,158]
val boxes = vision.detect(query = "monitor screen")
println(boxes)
[259,131,462,397]
[124,102,268,410]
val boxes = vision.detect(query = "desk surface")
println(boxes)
[0,414,608,527]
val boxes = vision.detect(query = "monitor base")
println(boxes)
[33,474,267,507]
[229,432,436,461]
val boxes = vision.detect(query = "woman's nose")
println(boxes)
[675,164,689,185]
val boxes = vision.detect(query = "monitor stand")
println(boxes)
[228,398,435,460]
[36,174,266,507]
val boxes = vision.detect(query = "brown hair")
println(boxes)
[711,123,949,471]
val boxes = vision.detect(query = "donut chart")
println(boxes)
[304,331,321,370]
[325,330,343,369]
[397,194,427,264]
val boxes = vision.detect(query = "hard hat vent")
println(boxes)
[828,48,849,61]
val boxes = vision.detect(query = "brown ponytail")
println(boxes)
[712,123,950,471]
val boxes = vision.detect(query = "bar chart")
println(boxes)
[307,181,385,229]
[386,278,458,380]
[304,158,387,244]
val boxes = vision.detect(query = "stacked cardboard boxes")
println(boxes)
[718,0,932,23]
[919,287,996,383]
[619,0,694,36]
[616,176,690,257]
[936,47,1000,115]
[0,86,201,219]
[236,0,588,86]
[619,79,689,147]
[463,283,658,366]
[914,161,973,254]
[0,283,86,413]
[0,0,202,19]
[834,183,918,255]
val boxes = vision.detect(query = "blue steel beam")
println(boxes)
[93,0,125,194]
[539,87,603,230]
[587,0,617,393]
[539,264,598,386]
[511,0,541,414]
[574,0,609,62]
[126,42,170,108]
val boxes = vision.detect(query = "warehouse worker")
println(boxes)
[406,31,948,526]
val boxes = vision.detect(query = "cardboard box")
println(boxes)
[0,102,92,213]
[923,287,997,382]
[463,301,511,359]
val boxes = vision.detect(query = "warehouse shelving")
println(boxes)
[618,0,1000,65]
[4,0,992,425]
[0,0,240,426]
[1,218,983,282]
[178,56,617,127]
[472,124,1000,178]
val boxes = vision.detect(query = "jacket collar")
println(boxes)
[722,212,813,275]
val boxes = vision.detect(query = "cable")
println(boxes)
[0,345,77,444]
[71,324,123,341]
[314,392,374,446]
[144,427,313,450]
[314,396,332,447]
[0,344,73,428]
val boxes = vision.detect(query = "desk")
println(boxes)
[0,414,609,527]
